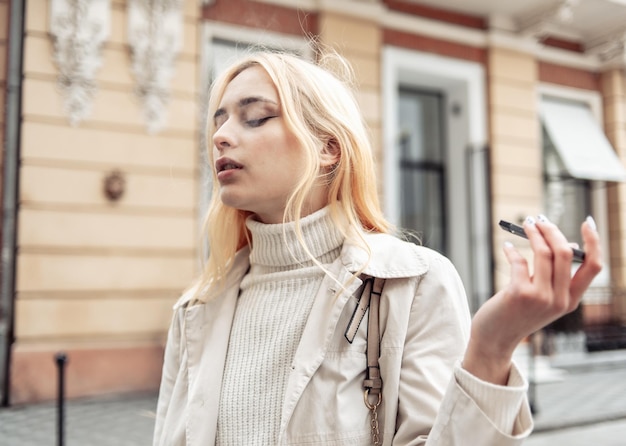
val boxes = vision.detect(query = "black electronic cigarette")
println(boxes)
[498,219,585,263]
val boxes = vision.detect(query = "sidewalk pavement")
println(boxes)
[0,392,157,446]
[521,348,626,433]
[1,349,626,445]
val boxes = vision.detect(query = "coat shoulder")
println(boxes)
[342,232,449,279]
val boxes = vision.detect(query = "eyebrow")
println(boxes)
[213,96,278,120]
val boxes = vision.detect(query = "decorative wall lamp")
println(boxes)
[103,170,126,202]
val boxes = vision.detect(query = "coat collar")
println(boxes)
[341,232,429,279]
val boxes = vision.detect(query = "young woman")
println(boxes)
[153,51,602,446]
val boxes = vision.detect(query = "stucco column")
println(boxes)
[487,46,541,291]
[601,68,626,323]
[317,9,383,192]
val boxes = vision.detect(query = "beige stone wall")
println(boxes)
[317,12,384,189]
[602,69,626,322]
[11,0,201,403]
[488,47,541,290]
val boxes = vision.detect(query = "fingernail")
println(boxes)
[537,214,550,223]
[525,216,536,225]
[586,215,597,231]
[504,241,514,249]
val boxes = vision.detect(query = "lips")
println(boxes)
[215,157,243,173]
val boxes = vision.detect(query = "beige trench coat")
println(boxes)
[153,233,532,445]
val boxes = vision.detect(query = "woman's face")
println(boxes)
[212,66,328,224]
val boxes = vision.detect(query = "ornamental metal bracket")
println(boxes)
[49,0,110,126]
[128,0,183,134]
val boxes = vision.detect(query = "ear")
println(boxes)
[320,138,340,168]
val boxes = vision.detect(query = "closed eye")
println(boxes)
[246,116,277,128]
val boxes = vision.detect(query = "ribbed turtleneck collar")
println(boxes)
[246,206,345,269]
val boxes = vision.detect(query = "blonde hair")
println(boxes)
[194,51,392,302]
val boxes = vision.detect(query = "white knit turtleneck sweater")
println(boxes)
[215,207,345,446]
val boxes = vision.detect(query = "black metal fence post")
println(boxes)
[55,352,68,446]
[528,332,538,415]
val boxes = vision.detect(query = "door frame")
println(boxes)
[382,46,489,311]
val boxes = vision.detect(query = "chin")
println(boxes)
[219,192,253,213]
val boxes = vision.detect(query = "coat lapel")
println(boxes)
[278,263,363,440]
[184,251,249,446]
[276,233,428,441]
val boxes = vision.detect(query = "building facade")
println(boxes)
[1,0,626,404]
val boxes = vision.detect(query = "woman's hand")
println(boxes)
[462,215,603,385]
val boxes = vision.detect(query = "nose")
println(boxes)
[213,121,236,152]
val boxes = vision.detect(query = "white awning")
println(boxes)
[540,98,626,182]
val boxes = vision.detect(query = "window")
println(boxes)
[539,92,626,292]
[397,88,447,254]
[541,96,626,247]
[543,124,592,246]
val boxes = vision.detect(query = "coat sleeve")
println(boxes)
[153,307,184,446]
[393,251,533,445]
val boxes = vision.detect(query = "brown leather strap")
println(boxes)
[344,278,372,343]
[349,276,385,446]
[364,277,385,395]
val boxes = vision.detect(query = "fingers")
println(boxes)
[523,216,572,298]
[571,216,603,298]
[502,240,529,289]
[521,217,548,286]
[516,214,603,316]
[538,216,574,305]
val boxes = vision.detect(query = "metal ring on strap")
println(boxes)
[364,388,382,410]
